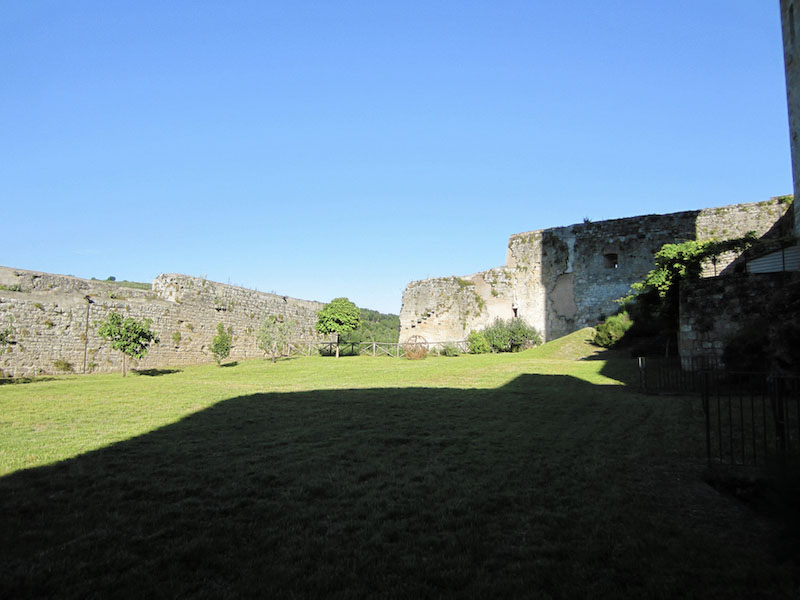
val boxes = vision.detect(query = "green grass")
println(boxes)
[0,351,795,598]
[110,279,152,290]
[525,327,606,360]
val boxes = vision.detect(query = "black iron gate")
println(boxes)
[701,373,800,467]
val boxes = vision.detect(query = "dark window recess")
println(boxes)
[604,253,619,269]
[792,5,797,44]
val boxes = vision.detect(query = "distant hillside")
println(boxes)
[341,308,400,344]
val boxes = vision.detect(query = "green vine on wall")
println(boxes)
[626,234,757,301]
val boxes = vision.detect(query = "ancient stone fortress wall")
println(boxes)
[399,198,792,344]
[679,272,800,369]
[0,267,329,377]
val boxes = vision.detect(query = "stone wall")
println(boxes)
[399,198,793,344]
[0,267,330,377]
[781,1,800,237]
[679,272,800,370]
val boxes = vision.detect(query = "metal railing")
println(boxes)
[638,357,800,467]
[702,372,800,467]
[637,356,722,395]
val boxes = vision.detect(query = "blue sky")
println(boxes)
[1,1,792,313]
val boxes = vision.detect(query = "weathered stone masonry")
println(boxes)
[781,0,800,238]
[679,272,800,370]
[400,198,793,344]
[0,267,330,376]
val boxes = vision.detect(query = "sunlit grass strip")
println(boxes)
[0,352,629,476]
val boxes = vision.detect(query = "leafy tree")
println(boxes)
[211,323,232,365]
[257,314,295,363]
[315,297,361,358]
[97,311,159,376]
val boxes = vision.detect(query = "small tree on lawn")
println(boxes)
[97,311,159,377]
[315,297,361,358]
[257,314,295,363]
[211,323,232,365]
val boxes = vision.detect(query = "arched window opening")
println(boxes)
[604,253,619,269]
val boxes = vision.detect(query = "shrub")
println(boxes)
[483,318,512,352]
[53,359,73,373]
[470,319,541,353]
[467,331,491,354]
[402,342,428,360]
[507,318,542,351]
[592,311,633,348]
[171,331,182,345]
[440,343,461,357]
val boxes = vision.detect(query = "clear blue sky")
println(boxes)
[1,1,792,314]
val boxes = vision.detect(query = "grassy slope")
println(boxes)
[525,327,604,360]
[0,349,794,598]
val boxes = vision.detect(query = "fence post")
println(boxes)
[703,371,711,464]
[638,357,646,392]
[774,379,787,467]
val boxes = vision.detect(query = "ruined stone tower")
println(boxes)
[399,199,792,345]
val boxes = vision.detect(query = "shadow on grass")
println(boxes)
[132,368,183,377]
[585,349,640,387]
[219,361,239,368]
[0,374,791,598]
[0,376,57,386]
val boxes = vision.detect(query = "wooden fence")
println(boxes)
[284,340,469,358]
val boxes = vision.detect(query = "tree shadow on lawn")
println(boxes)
[0,375,792,599]
[132,368,183,377]
[0,376,58,385]
[585,350,640,387]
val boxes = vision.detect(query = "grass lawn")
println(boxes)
[0,338,796,598]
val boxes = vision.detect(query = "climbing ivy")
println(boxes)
[603,233,759,353]
[628,234,757,300]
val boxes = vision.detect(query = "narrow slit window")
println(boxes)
[604,253,619,269]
